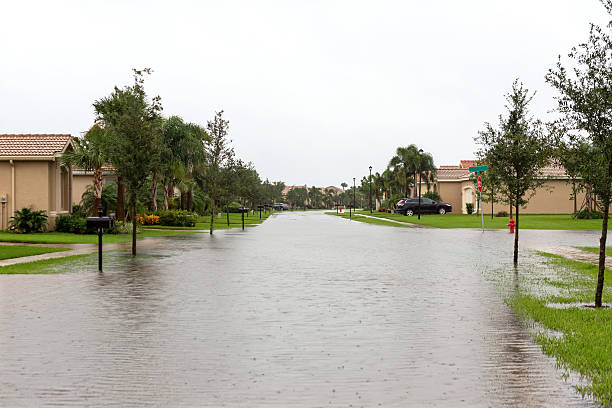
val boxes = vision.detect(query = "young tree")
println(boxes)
[202,111,234,234]
[94,68,163,255]
[475,80,552,264]
[388,145,419,197]
[546,1,612,307]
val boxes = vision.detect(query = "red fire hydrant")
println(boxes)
[508,217,515,234]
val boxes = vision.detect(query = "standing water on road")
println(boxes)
[0,211,603,407]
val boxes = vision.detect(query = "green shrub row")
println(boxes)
[156,210,197,227]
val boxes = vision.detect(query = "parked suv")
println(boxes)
[395,197,452,216]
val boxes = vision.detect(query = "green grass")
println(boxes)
[142,211,274,231]
[326,212,412,228]
[0,253,93,274]
[357,211,612,230]
[0,229,202,244]
[577,246,612,257]
[0,245,69,260]
[508,252,612,405]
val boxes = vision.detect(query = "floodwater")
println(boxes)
[0,211,604,407]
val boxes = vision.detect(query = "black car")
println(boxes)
[395,197,452,216]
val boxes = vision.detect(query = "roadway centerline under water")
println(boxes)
[0,211,604,407]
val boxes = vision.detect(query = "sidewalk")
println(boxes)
[356,213,434,228]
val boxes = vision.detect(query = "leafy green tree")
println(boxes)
[80,183,117,216]
[93,68,163,255]
[389,145,419,197]
[61,124,110,216]
[201,111,234,234]
[546,1,612,306]
[475,80,552,265]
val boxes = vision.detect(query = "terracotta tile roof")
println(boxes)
[437,167,470,180]
[0,134,72,157]
[460,160,478,169]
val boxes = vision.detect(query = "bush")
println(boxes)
[423,191,442,201]
[107,221,140,235]
[465,203,474,215]
[575,209,603,219]
[55,214,87,233]
[157,210,197,227]
[136,214,160,225]
[9,207,48,233]
[496,211,509,217]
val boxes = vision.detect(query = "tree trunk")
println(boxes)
[595,203,609,307]
[92,167,104,216]
[163,182,169,210]
[573,180,577,214]
[209,203,215,235]
[513,200,519,265]
[117,177,125,221]
[151,179,158,212]
[132,201,137,256]
[509,203,512,219]
[180,191,186,210]
[187,190,193,211]
[226,206,230,226]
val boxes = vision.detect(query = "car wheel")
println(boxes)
[438,208,446,215]
[406,209,414,216]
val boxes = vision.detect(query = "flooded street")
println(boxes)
[0,212,604,407]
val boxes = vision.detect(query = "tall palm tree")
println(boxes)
[340,182,348,191]
[61,124,110,216]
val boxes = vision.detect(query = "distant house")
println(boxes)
[0,134,74,230]
[434,160,585,214]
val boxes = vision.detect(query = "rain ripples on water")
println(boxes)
[0,212,604,407]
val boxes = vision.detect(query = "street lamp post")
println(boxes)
[369,165,373,213]
[353,177,356,216]
[418,149,423,220]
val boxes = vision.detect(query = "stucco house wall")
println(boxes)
[0,134,73,231]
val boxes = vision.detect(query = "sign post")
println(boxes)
[468,166,488,232]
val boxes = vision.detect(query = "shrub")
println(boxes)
[9,207,48,233]
[108,221,140,235]
[423,191,442,202]
[575,209,603,219]
[55,214,87,233]
[496,211,509,217]
[465,203,474,215]
[157,210,197,227]
[136,214,160,225]
[71,204,85,216]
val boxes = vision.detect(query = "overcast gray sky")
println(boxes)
[0,0,607,186]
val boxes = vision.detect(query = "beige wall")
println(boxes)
[0,159,72,231]
[72,173,117,205]
[438,178,588,215]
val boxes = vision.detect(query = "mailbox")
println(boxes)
[86,205,115,272]
[86,216,114,230]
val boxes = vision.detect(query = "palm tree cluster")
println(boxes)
[62,71,285,230]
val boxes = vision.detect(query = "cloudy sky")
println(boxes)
[0,0,607,186]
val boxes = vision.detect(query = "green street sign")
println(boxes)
[468,165,488,172]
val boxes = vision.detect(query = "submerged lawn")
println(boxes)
[325,212,411,228]
[0,253,93,274]
[142,211,274,230]
[510,252,612,406]
[0,229,201,244]
[357,212,611,230]
[0,245,69,260]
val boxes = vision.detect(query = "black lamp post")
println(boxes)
[418,149,423,220]
[369,165,372,213]
[353,177,356,215]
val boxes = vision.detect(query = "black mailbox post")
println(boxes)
[86,204,115,271]
[257,204,264,219]
[239,207,248,230]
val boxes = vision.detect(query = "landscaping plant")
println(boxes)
[9,207,48,233]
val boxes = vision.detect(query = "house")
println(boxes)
[434,160,586,214]
[0,134,74,230]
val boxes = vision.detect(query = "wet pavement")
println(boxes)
[0,211,606,407]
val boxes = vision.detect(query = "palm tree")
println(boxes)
[61,124,110,216]
[388,145,419,197]
[340,182,348,191]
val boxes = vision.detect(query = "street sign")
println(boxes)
[468,165,489,172]
[477,176,482,192]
